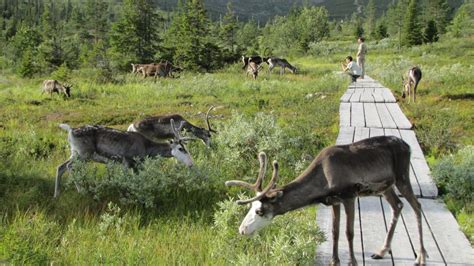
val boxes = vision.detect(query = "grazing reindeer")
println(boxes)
[266,57,297,74]
[128,106,217,146]
[242,56,264,70]
[42,80,72,98]
[402,66,422,103]
[246,61,260,80]
[226,136,427,265]
[131,63,148,74]
[54,119,193,198]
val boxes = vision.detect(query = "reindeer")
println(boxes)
[54,119,193,198]
[226,136,427,265]
[42,80,72,98]
[246,61,261,80]
[242,56,264,70]
[265,57,297,74]
[402,66,422,103]
[131,63,148,75]
[128,106,216,146]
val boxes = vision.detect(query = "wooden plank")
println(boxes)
[360,88,375,102]
[411,159,438,198]
[350,91,362,102]
[376,103,398,129]
[399,130,425,160]
[399,198,446,265]
[370,127,385,137]
[384,128,401,138]
[380,199,418,265]
[364,103,383,128]
[359,197,394,265]
[340,91,353,102]
[420,199,474,265]
[381,88,397,103]
[339,103,351,127]
[354,127,370,142]
[336,126,355,145]
[386,103,412,129]
[372,91,385,102]
[351,103,365,127]
[409,164,423,197]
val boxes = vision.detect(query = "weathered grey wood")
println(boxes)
[351,103,365,127]
[386,103,412,129]
[409,163,423,197]
[379,199,419,265]
[373,91,386,102]
[384,128,401,138]
[354,127,370,142]
[358,197,394,265]
[420,199,474,264]
[350,91,362,102]
[411,159,438,198]
[360,88,375,102]
[399,198,446,265]
[364,103,383,128]
[339,103,351,127]
[369,127,385,137]
[336,126,355,145]
[381,88,397,103]
[376,103,398,129]
[341,91,353,102]
[399,130,425,160]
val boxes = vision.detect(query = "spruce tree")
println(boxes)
[110,0,161,68]
[219,1,237,53]
[402,0,423,47]
[423,20,438,43]
[426,0,450,34]
[365,0,376,38]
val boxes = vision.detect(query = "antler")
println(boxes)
[171,119,198,142]
[235,160,279,205]
[225,152,267,191]
[225,152,280,205]
[206,106,217,133]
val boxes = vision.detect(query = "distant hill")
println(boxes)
[156,0,464,23]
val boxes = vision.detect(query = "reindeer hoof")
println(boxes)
[371,254,383,260]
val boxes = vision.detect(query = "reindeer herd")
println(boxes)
[41,54,426,264]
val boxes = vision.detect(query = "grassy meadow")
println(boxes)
[0,35,473,263]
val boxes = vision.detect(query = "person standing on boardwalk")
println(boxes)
[341,56,361,83]
[357,37,367,79]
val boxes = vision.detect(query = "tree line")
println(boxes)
[0,0,471,79]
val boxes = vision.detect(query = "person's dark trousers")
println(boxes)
[351,75,360,82]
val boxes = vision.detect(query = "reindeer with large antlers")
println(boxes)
[54,119,193,198]
[128,106,216,146]
[226,136,427,265]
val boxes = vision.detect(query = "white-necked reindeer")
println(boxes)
[128,106,216,146]
[266,57,297,74]
[54,119,193,198]
[246,61,260,80]
[226,136,427,265]
[402,66,422,103]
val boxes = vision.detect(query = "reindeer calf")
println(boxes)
[402,66,422,103]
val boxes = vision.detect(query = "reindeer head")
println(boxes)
[226,152,283,235]
[63,83,72,98]
[401,75,409,99]
[169,119,194,167]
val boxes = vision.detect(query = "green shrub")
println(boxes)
[211,198,323,265]
[432,146,474,207]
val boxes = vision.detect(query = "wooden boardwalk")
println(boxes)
[316,77,474,265]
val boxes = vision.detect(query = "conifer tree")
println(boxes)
[402,0,423,46]
[426,0,450,34]
[219,1,237,53]
[110,0,161,67]
[423,20,438,43]
[365,0,376,38]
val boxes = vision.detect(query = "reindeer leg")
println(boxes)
[343,198,357,265]
[55,158,73,198]
[372,189,403,260]
[330,204,341,266]
[396,183,427,265]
